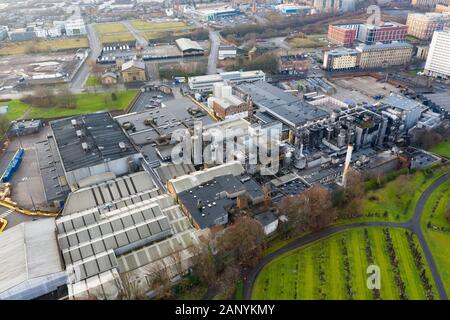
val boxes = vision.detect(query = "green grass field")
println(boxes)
[431,140,450,158]
[357,168,449,223]
[0,37,89,56]
[26,91,137,119]
[287,34,328,49]
[2,100,30,120]
[95,22,128,34]
[84,75,101,87]
[94,22,135,44]
[253,227,438,300]
[130,19,186,31]
[422,178,450,296]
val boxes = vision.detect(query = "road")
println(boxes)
[411,172,450,300]
[70,23,102,92]
[207,30,220,75]
[243,173,450,300]
[122,20,147,45]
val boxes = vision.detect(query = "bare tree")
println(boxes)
[262,183,272,209]
[115,272,147,300]
[216,216,265,269]
[278,184,336,236]
[146,262,172,300]
[190,243,218,288]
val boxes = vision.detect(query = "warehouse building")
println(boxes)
[49,112,142,187]
[175,38,205,55]
[208,83,249,120]
[0,219,66,300]
[57,171,205,299]
[188,70,265,92]
[234,81,329,134]
[193,6,240,21]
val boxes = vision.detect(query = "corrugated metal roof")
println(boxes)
[63,172,159,215]
[0,219,63,296]
[175,38,204,52]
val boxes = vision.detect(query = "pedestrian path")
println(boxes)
[0,209,14,219]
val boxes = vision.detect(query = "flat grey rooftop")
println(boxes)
[50,112,138,172]
[423,91,450,112]
[239,82,329,127]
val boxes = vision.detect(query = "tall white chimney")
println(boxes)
[341,144,353,188]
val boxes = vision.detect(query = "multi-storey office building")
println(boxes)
[356,42,414,69]
[406,12,450,40]
[323,48,359,71]
[357,22,408,45]
[327,24,360,47]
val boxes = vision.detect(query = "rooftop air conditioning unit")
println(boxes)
[81,142,89,152]
[119,141,127,151]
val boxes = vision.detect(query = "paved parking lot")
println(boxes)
[3,126,51,210]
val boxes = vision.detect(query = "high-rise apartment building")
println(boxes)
[425,29,450,80]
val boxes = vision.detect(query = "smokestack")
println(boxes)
[341,144,353,188]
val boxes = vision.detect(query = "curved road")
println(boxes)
[243,172,450,300]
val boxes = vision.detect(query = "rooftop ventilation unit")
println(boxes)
[119,142,127,152]
[81,142,89,152]
[71,119,77,127]
[76,130,83,138]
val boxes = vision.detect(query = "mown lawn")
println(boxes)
[2,100,30,120]
[95,22,128,34]
[27,91,137,119]
[421,178,450,296]
[130,19,186,31]
[100,33,135,45]
[431,140,450,158]
[84,75,101,87]
[0,37,89,56]
[253,227,438,300]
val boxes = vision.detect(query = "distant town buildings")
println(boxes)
[435,3,450,12]
[355,42,413,69]
[406,12,450,40]
[425,29,450,80]
[121,59,147,82]
[188,70,265,92]
[411,0,450,7]
[328,21,408,47]
[218,45,237,60]
[193,5,240,21]
[274,4,312,15]
[279,54,310,75]
[209,83,249,120]
[328,24,359,47]
[323,48,358,71]
[357,22,408,45]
